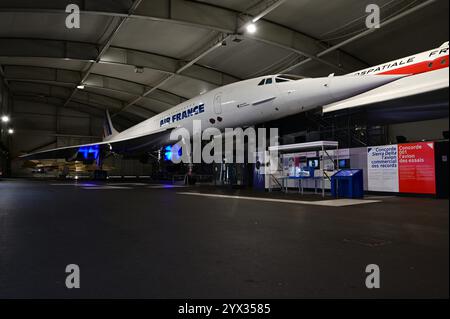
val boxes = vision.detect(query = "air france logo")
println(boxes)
[160,103,205,127]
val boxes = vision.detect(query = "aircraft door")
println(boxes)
[214,93,222,114]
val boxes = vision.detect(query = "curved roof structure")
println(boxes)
[0,0,448,133]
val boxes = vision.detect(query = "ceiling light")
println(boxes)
[246,23,257,34]
[77,85,85,90]
[1,115,10,123]
[7,128,14,134]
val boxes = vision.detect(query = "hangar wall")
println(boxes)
[105,157,153,178]
[8,98,104,177]
[0,80,9,115]
[8,97,154,178]
[7,96,154,178]
[10,99,102,156]
[387,118,449,143]
[0,78,11,176]
[11,156,153,179]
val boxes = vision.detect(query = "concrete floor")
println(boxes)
[0,179,448,299]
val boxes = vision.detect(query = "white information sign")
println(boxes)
[367,145,399,192]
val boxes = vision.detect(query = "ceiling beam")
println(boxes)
[278,0,440,74]
[0,38,99,61]
[103,46,239,85]
[243,0,288,25]
[5,76,162,115]
[0,38,236,93]
[1,65,170,115]
[63,0,144,108]
[13,95,135,129]
[0,64,11,90]
[113,0,286,116]
[10,83,143,125]
[180,0,366,71]
[8,79,152,119]
[0,0,367,73]
[114,33,230,116]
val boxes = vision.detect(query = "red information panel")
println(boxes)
[398,142,436,194]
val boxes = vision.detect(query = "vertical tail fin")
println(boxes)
[103,110,119,140]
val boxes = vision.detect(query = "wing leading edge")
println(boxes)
[20,127,175,160]
[323,68,449,113]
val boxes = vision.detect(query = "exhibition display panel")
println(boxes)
[269,141,339,197]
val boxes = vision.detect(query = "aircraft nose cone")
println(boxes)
[328,74,405,101]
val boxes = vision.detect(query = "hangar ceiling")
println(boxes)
[0,0,448,149]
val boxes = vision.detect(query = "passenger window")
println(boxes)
[258,79,265,86]
[265,78,273,85]
[276,78,289,83]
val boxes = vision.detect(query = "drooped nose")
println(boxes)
[328,74,405,101]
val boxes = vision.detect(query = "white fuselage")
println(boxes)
[22,43,448,161]
[105,42,448,145]
[107,74,403,144]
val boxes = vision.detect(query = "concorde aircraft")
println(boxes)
[21,42,449,162]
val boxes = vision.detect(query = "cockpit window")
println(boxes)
[259,75,306,86]
[258,78,274,86]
